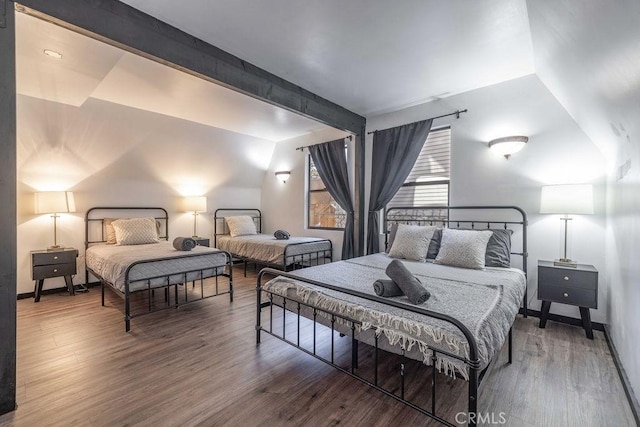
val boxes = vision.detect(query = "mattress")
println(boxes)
[86,242,228,293]
[217,234,331,266]
[263,253,526,379]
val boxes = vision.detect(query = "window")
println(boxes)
[308,157,346,229]
[388,127,451,208]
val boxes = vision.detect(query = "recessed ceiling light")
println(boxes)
[43,49,62,59]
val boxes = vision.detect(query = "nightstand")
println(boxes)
[31,248,78,302]
[194,238,210,247]
[538,260,598,339]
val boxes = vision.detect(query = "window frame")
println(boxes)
[386,125,451,210]
[307,155,346,231]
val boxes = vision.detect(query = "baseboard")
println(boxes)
[603,325,640,426]
[519,307,605,332]
[17,282,100,300]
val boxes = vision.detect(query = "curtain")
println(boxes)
[366,119,433,254]
[308,138,355,259]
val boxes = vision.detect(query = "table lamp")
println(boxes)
[35,191,76,250]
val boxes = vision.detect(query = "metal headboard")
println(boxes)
[384,205,529,316]
[214,208,262,247]
[85,206,169,249]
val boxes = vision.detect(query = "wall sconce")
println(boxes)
[34,191,76,250]
[540,184,594,267]
[183,196,207,238]
[275,171,291,183]
[488,136,528,159]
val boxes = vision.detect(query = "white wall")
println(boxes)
[527,0,640,403]
[17,94,274,294]
[365,74,608,322]
[260,128,350,261]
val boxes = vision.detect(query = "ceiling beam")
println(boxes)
[0,0,17,416]
[15,0,366,135]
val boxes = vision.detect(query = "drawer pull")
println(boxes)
[53,269,58,273]
[563,292,569,298]
[54,256,58,260]
[563,276,569,281]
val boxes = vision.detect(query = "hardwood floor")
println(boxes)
[1,266,636,426]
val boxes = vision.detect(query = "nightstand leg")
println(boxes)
[539,301,551,328]
[34,280,44,303]
[64,275,75,296]
[579,307,594,339]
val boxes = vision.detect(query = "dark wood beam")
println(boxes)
[15,0,366,135]
[0,0,17,415]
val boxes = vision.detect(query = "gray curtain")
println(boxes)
[309,139,355,259]
[366,119,433,254]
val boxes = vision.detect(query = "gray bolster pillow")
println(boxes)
[274,229,290,240]
[385,259,430,305]
[373,279,404,297]
[173,237,196,251]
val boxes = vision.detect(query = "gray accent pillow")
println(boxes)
[485,229,513,268]
[388,223,442,258]
[387,224,437,262]
[426,228,442,260]
[434,229,493,269]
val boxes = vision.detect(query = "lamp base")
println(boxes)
[554,258,578,268]
[47,245,66,252]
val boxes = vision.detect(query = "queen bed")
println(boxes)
[256,206,528,427]
[214,208,333,275]
[85,207,233,332]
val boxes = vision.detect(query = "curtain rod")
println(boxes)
[366,109,468,135]
[295,135,353,151]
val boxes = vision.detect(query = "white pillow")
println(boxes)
[434,229,492,269]
[387,224,437,262]
[225,215,258,237]
[112,217,160,245]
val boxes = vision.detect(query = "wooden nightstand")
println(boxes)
[31,248,78,302]
[194,238,210,247]
[538,260,598,339]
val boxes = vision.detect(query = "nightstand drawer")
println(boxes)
[32,250,77,266]
[194,238,210,247]
[538,266,597,290]
[33,262,76,280]
[538,284,597,308]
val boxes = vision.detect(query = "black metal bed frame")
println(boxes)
[85,207,233,332]
[256,206,528,426]
[214,208,333,276]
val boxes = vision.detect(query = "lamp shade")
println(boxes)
[35,191,76,214]
[540,184,594,215]
[183,196,207,212]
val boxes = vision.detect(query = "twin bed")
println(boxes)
[214,208,333,275]
[85,207,233,332]
[256,206,528,427]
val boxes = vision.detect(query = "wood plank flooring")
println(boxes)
[0,266,636,426]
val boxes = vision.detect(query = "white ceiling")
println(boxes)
[15,12,332,142]
[120,0,536,116]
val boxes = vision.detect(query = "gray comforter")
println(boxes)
[86,242,228,292]
[263,253,526,379]
[217,234,331,266]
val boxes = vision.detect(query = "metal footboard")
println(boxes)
[97,250,234,332]
[256,268,484,427]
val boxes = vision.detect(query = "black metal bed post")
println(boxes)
[227,251,234,302]
[256,277,262,345]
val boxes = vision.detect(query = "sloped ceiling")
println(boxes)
[15,12,332,142]
[120,0,536,116]
[527,0,640,169]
